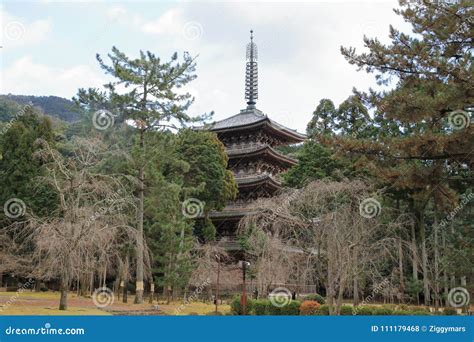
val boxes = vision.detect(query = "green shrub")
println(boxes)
[412,310,429,315]
[407,305,429,313]
[266,300,300,315]
[340,305,354,315]
[443,307,457,316]
[314,304,329,315]
[373,307,394,315]
[300,301,321,315]
[280,301,301,315]
[230,295,253,315]
[381,304,396,310]
[253,299,270,315]
[393,310,410,315]
[304,294,326,304]
[355,306,374,315]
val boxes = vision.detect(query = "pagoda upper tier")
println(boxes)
[206,107,305,199]
[207,107,305,146]
[202,31,306,241]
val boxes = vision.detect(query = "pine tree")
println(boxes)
[306,99,337,138]
[95,46,209,303]
[334,0,473,305]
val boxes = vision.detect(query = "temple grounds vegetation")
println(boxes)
[0,1,472,315]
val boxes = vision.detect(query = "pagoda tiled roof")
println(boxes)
[234,174,281,187]
[203,107,306,141]
[226,144,298,166]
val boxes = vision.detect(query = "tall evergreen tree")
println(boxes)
[306,99,337,138]
[334,0,473,305]
[95,46,209,303]
[0,107,57,220]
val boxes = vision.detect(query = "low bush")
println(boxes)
[393,310,410,315]
[266,300,301,315]
[303,294,326,304]
[340,305,354,315]
[314,304,330,315]
[406,305,429,313]
[253,300,270,315]
[300,301,321,315]
[230,295,254,315]
[280,300,301,315]
[443,307,457,316]
[355,306,374,315]
[372,307,394,315]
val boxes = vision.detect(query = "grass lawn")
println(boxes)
[0,291,230,316]
[158,300,230,316]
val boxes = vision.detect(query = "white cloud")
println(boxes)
[0,9,52,49]
[0,56,106,98]
[141,8,184,36]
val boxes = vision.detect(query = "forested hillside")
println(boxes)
[0,94,81,123]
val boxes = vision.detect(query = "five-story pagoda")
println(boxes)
[206,31,305,248]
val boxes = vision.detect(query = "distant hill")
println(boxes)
[0,94,82,123]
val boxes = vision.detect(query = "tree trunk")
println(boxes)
[135,128,145,304]
[398,237,405,301]
[420,217,430,306]
[123,253,129,303]
[433,216,440,309]
[442,229,448,306]
[59,276,68,311]
[149,282,154,304]
[411,220,419,304]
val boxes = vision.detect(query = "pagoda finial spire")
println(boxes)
[245,29,258,109]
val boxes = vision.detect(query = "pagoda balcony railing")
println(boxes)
[225,142,267,153]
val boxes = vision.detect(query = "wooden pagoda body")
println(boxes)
[207,107,305,249]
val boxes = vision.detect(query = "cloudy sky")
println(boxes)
[0,0,411,133]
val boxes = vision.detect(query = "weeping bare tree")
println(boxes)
[6,137,137,310]
[240,180,407,315]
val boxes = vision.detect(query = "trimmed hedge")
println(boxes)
[443,307,457,316]
[340,305,354,315]
[300,301,321,315]
[266,300,301,315]
[303,294,326,304]
[372,307,394,315]
[230,295,254,315]
[355,306,374,315]
[313,304,330,315]
[253,300,270,315]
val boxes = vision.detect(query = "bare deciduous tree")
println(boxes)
[240,180,407,314]
[7,137,137,310]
